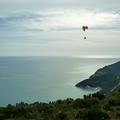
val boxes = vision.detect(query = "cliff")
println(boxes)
[76,61,120,95]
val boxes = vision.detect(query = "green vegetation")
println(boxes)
[0,91,120,120]
[76,61,120,96]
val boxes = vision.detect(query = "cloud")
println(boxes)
[0,0,120,9]
[0,0,120,16]
[0,0,120,57]
[0,8,120,32]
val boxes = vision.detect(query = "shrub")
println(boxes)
[75,109,88,119]
[56,111,68,120]
[86,106,110,120]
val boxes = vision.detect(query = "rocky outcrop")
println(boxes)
[76,61,120,95]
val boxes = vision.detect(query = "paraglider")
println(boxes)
[82,26,88,39]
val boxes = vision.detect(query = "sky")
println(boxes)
[0,0,120,58]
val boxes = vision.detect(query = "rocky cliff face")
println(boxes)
[76,61,120,95]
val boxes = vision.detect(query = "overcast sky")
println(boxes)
[0,0,120,58]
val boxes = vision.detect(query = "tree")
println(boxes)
[86,106,109,120]
[56,111,68,120]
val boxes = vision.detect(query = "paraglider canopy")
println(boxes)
[82,26,88,39]
[82,26,88,31]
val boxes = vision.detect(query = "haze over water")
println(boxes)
[0,56,119,106]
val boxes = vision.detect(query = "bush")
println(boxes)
[73,98,84,108]
[56,111,68,120]
[75,109,88,119]
[86,106,110,120]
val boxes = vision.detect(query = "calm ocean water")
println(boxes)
[0,56,119,106]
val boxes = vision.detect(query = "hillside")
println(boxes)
[76,61,120,95]
[0,91,120,120]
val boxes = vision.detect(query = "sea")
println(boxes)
[0,56,119,106]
